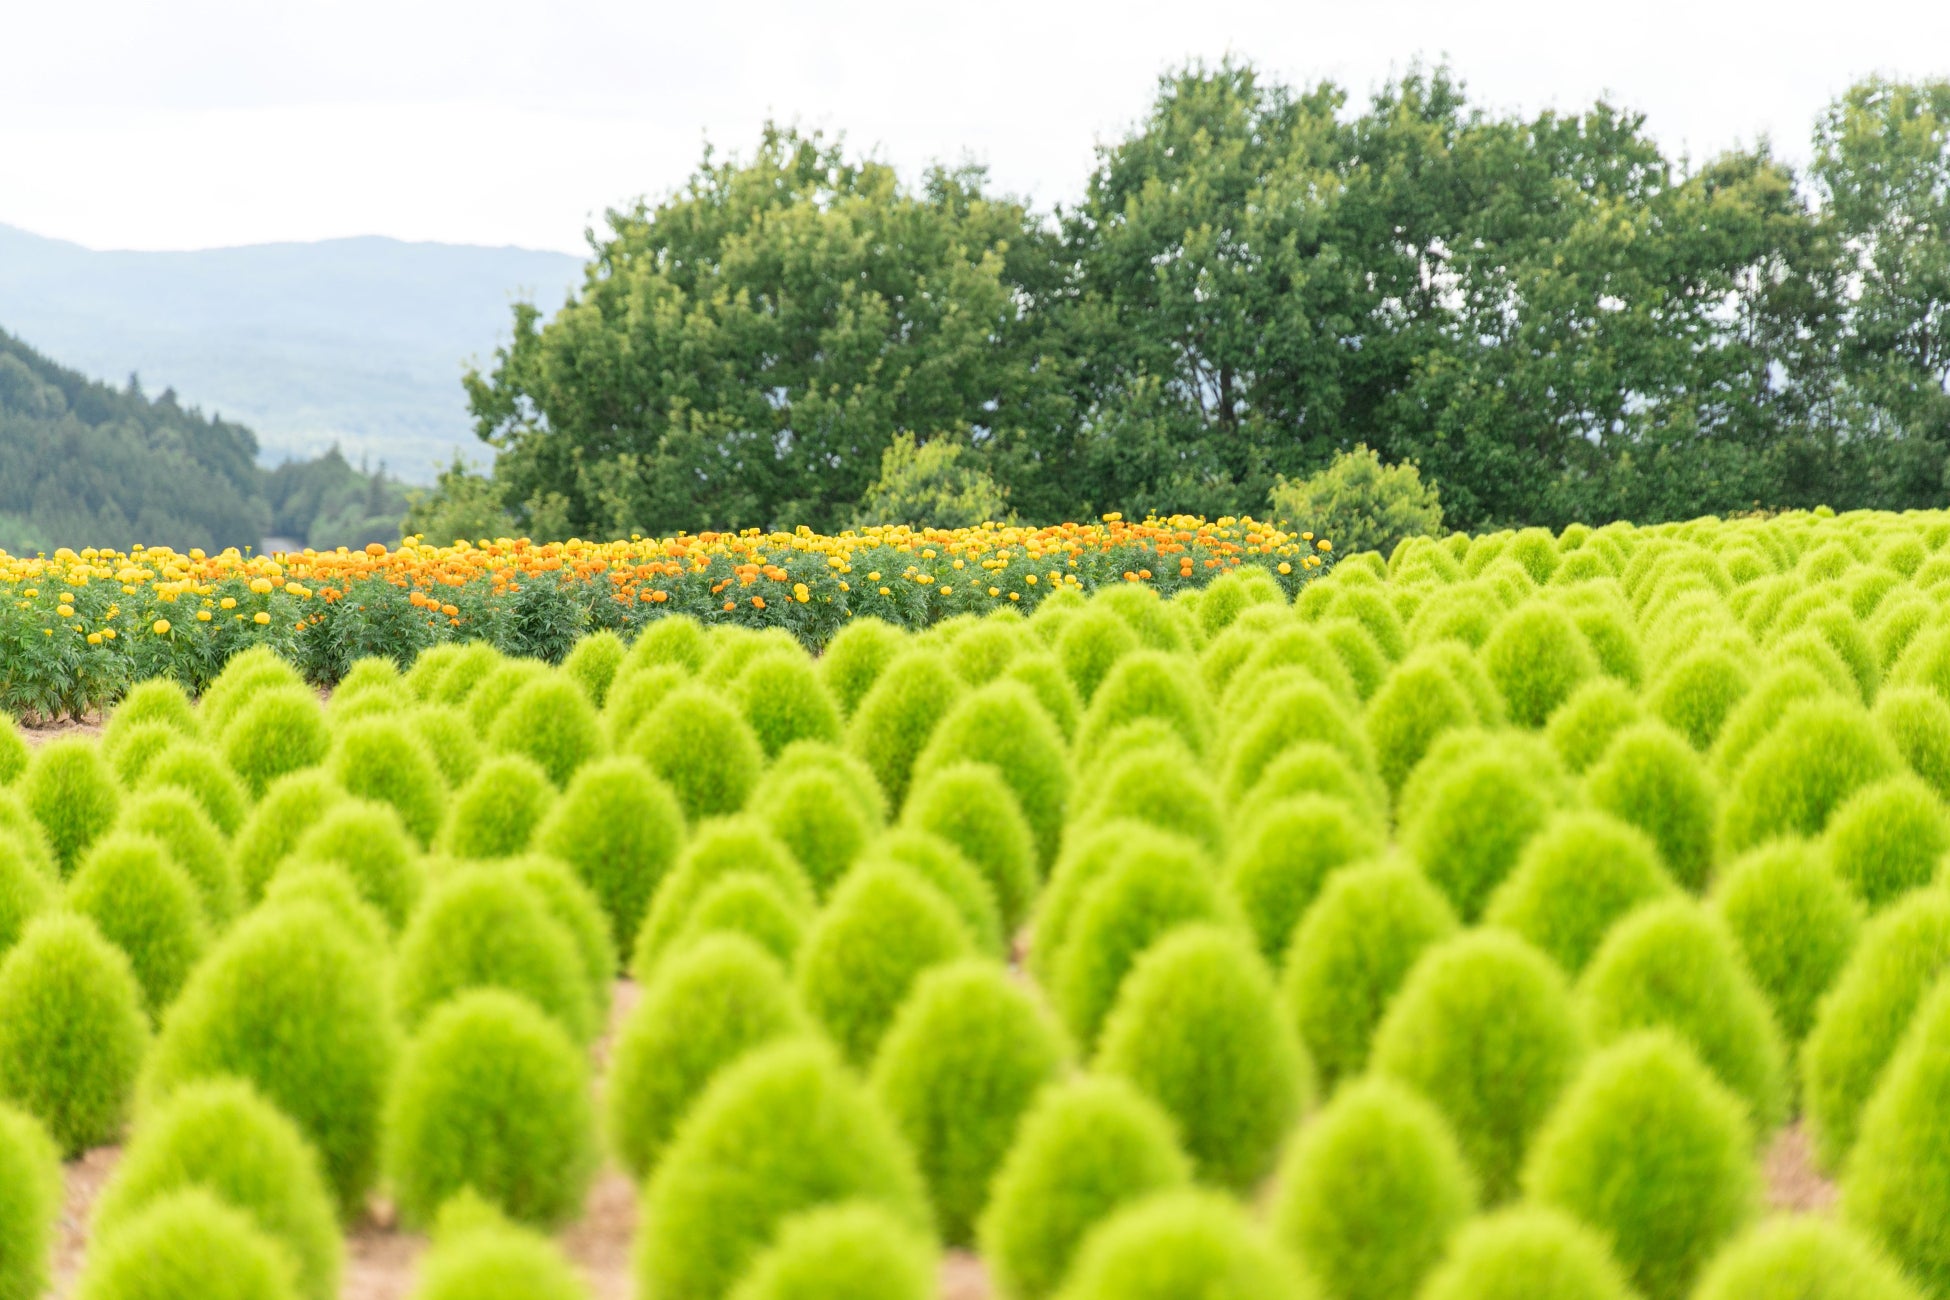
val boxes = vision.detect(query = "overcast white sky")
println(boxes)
[3,0,1946,255]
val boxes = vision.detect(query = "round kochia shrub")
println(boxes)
[1804,889,1950,1170]
[1030,823,1210,987]
[425,641,503,705]
[1484,811,1675,975]
[733,652,843,758]
[1075,743,1227,859]
[534,755,683,958]
[1077,650,1212,757]
[290,798,424,931]
[676,872,812,969]
[623,612,709,678]
[900,762,1037,928]
[1096,926,1311,1192]
[1282,858,1459,1088]
[1057,605,1140,703]
[770,740,888,829]
[0,913,147,1155]
[1873,686,1950,802]
[871,960,1068,1246]
[441,753,553,861]
[1720,699,1897,856]
[628,685,765,822]
[393,866,596,1044]
[1646,645,1752,752]
[22,736,119,876]
[1053,847,1225,1052]
[1415,1207,1637,1300]
[1365,650,1480,799]
[0,1102,60,1300]
[1842,980,1950,1292]
[1824,775,1950,908]
[231,770,346,905]
[1483,601,1596,728]
[0,834,53,960]
[1269,1078,1476,1300]
[67,832,210,1019]
[1372,931,1585,1203]
[1403,740,1557,923]
[818,616,907,718]
[634,1038,928,1300]
[487,675,603,786]
[761,766,872,899]
[847,651,965,812]
[1579,898,1787,1129]
[507,856,613,1009]
[102,678,198,755]
[869,830,1002,956]
[561,627,626,708]
[1225,677,1372,805]
[142,901,397,1217]
[727,1202,935,1300]
[1713,841,1862,1044]
[261,865,391,962]
[105,721,180,789]
[1583,721,1718,891]
[795,861,972,1066]
[115,790,236,927]
[1693,1217,1924,1300]
[604,665,687,749]
[328,716,446,848]
[1543,678,1642,776]
[199,645,305,733]
[72,1188,300,1300]
[1051,1190,1314,1300]
[608,935,804,1184]
[631,817,813,976]
[91,1080,340,1300]
[466,660,552,736]
[1523,1033,1757,1300]
[911,680,1069,871]
[384,990,598,1229]
[1226,795,1382,967]
[220,688,330,799]
[404,1197,592,1300]
[139,741,248,837]
[403,705,481,787]
[978,1075,1192,1300]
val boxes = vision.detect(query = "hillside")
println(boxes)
[0,224,582,480]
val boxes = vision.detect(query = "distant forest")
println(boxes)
[0,330,408,554]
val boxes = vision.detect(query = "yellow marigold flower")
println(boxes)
[1301,532,1314,541]
[250,577,274,594]
[878,586,892,596]
[253,611,271,625]
[1009,592,1021,601]
[102,628,116,640]
[1279,562,1292,575]
[57,605,74,618]
[1317,539,1332,552]
[21,588,36,598]
[220,596,237,610]
[197,610,212,622]
[1025,574,1037,584]
[988,586,1000,597]
[152,619,171,635]
[793,583,810,603]
[867,572,881,582]
[86,632,102,645]
[60,592,73,601]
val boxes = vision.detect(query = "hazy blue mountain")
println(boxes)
[0,224,583,481]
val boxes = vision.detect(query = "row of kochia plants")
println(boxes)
[7,507,1950,1299]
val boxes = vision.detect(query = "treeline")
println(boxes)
[0,329,409,553]
[446,64,1950,538]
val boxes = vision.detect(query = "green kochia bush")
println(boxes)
[405,1196,592,1300]
[1075,744,1227,859]
[1053,847,1225,1051]
[604,665,687,749]
[622,612,709,679]
[727,1202,936,1300]
[72,1188,300,1300]
[1578,899,1787,1129]
[795,861,972,1066]
[115,790,236,927]
[978,1076,1192,1300]
[138,741,248,837]
[631,817,813,976]
[761,767,873,899]
[67,832,209,1019]
[733,652,843,758]
[1484,811,1675,975]
[142,902,397,1217]
[1415,1207,1637,1300]
[441,754,553,861]
[818,617,907,718]
[1543,678,1642,776]
[0,1101,60,1300]
[0,914,147,1154]
[487,675,604,786]
[1057,605,1140,703]
[534,755,684,959]
[911,680,1069,872]
[232,770,346,905]
[1713,842,1862,1045]
[634,1038,929,1300]
[328,716,447,848]
[424,641,503,705]
[1842,980,1950,1292]
[1050,1190,1314,1300]
[105,721,180,788]
[1269,1078,1476,1300]
[507,855,613,1010]
[1282,859,1459,1088]
[1693,1218,1924,1300]
[1226,678,1373,805]
[608,934,805,1184]
[466,660,553,736]
[1720,699,1897,856]
[91,1080,340,1300]
[1403,740,1556,923]
[871,960,1068,1246]
[1523,1033,1757,1300]
[393,866,596,1044]
[0,835,53,959]
[1372,932,1585,1202]
[677,872,812,968]
[629,685,765,822]
[1365,651,1480,799]
[102,678,198,756]
[1095,926,1311,1192]
[1077,651,1212,758]
[199,646,306,734]
[22,736,119,876]
[1483,602,1596,728]
[221,688,331,799]
[291,798,424,931]
[1646,645,1752,752]
[267,865,394,960]
[561,628,625,708]
[1583,721,1718,891]
[847,651,965,812]
[1873,687,1950,802]
[1226,796,1382,968]
[900,763,1037,928]
[384,990,598,1229]
[1030,823,1210,988]
[1823,775,1950,908]
[770,740,888,829]
[1804,890,1950,1170]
